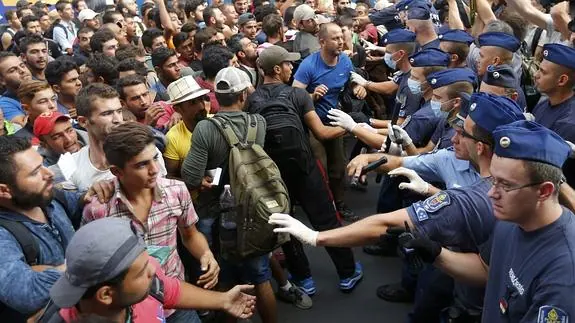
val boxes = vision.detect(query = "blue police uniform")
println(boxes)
[482,64,527,111]
[403,147,480,188]
[407,93,526,316]
[380,30,422,120]
[426,68,477,149]
[406,4,441,51]
[482,120,575,323]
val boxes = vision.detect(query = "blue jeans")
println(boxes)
[166,309,201,323]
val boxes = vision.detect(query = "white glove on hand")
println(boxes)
[387,123,413,148]
[361,39,379,52]
[380,141,403,155]
[389,167,430,195]
[350,71,368,87]
[523,112,535,121]
[357,123,378,133]
[328,109,357,132]
[268,213,319,246]
[566,140,575,158]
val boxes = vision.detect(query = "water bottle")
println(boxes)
[219,185,237,252]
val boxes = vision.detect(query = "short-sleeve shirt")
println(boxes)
[402,147,481,189]
[293,51,354,123]
[164,121,193,163]
[532,96,575,131]
[482,209,575,322]
[430,118,455,150]
[396,70,423,118]
[0,91,24,121]
[401,101,440,147]
[81,178,198,281]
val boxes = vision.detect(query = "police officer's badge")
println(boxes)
[430,78,437,85]
[384,38,388,44]
[410,58,415,63]
[493,72,500,79]
[499,136,511,148]
[543,50,549,57]
[422,192,451,213]
[470,103,477,111]
[537,306,568,323]
[438,34,443,39]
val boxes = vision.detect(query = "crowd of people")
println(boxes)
[0,0,574,321]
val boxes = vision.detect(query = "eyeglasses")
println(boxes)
[485,176,543,193]
[454,126,491,146]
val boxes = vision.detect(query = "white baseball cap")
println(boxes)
[214,67,252,94]
[78,9,98,22]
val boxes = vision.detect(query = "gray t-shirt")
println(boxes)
[293,31,320,55]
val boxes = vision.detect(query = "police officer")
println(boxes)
[438,29,474,68]
[474,31,527,109]
[405,3,440,51]
[532,44,575,186]
[479,64,521,103]
[416,120,575,322]
[269,93,526,322]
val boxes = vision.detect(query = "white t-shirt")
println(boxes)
[69,145,167,191]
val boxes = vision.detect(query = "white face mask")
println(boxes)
[407,78,422,95]
[384,52,396,69]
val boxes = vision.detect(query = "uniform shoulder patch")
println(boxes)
[400,115,411,128]
[538,306,568,323]
[422,191,451,213]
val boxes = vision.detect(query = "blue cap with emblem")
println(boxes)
[468,92,525,133]
[478,31,521,52]
[407,3,431,20]
[427,68,477,89]
[542,43,575,71]
[409,48,450,67]
[482,64,518,88]
[370,6,403,31]
[381,29,417,45]
[438,29,474,45]
[493,120,570,168]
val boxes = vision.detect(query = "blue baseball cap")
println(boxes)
[468,92,525,133]
[493,120,571,168]
[409,48,450,67]
[478,31,521,52]
[542,43,575,71]
[482,64,518,88]
[427,68,477,89]
[381,29,416,45]
[438,29,474,45]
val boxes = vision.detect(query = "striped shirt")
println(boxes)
[81,177,198,280]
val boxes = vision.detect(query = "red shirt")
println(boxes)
[57,257,181,323]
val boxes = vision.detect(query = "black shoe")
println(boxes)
[376,283,415,303]
[362,244,398,257]
[337,202,359,222]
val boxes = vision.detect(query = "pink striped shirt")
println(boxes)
[82,178,198,281]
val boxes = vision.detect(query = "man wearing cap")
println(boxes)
[532,44,575,188]
[83,122,218,323]
[292,4,320,55]
[163,75,210,178]
[438,29,474,68]
[238,13,258,42]
[0,135,106,322]
[270,93,526,321]
[479,64,520,103]
[34,111,88,167]
[41,217,256,322]
[293,22,366,221]
[77,8,100,31]
[182,67,278,323]
[416,121,575,322]
[249,45,362,295]
[405,3,440,51]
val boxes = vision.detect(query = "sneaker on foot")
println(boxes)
[276,286,313,309]
[336,202,359,222]
[339,262,363,293]
[376,283,414,303]
[292,277,317,296]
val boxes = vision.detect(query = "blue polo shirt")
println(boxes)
[294,51,354,123]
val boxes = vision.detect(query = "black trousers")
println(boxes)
[279,158,356,280]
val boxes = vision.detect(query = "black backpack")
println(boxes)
[247,86,315,174]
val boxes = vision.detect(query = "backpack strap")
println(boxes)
[246,114,258,145]
[209,116,241,147]
[0,218,39,266]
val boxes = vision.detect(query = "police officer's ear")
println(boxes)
[452,97,461,110]
[510,91,519,102]
[536,181,557,201]
[557,72,570,87]
[450,53,459,64]
[394,49,406,62]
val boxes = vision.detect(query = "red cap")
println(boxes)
[33,111,71,137]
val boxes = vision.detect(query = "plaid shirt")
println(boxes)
[82,178,198,280]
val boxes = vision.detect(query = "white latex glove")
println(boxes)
[361,39,379,52]
[387,123,413,148]
[328,109,357,132]
[388,167,430,195]
[566,140,575,158]
[350,71,368,87]
[268,213,319,246]
[523,112,535,121]
[380,141,403,155]
[357,123,378,133]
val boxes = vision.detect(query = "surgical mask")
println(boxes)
[431,99,456,119]
[407,78,422,95]
[384,53,396,69]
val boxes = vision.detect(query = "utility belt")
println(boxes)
[442,306,482,323]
